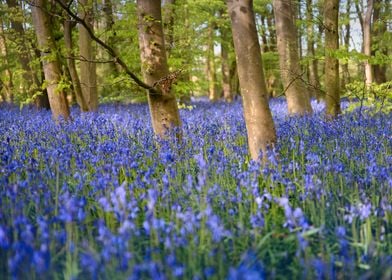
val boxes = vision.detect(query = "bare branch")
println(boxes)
[51,0,160,95]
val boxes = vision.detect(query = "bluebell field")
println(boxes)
[0,99,391,279]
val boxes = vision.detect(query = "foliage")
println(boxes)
[344,81,392,114]
[0,99,391,279]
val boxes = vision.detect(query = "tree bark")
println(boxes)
[0,20,14,103]
[79,0,98,111]
[163,0,176,54]
[363,0,374,87]
[137,0,181,138]
[372,0,387,84]
[7,0,50,109]
[324,0,341,118]
[63,17,88,111]
[6,0,38,104]
[227,0,277,161]
[207,23,219,101]
[306,0,321,99]
[221,26,233,102]
[273,0,313,115]
[103,0,119,74]
[266,8,277,51]
[341,0,351,89]
[31,0,70,121]
[259,15,269,52]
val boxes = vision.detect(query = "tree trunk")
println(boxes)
[0,20,14,103]
[221,28,233,102]
[163,0,176,55]
[296,0,303,63]
[207,23,219,101]
[7,0,50,109]
[6,0,41,104]
[227,0,277,161]
[306,0,321,99]
[230,59,239,97]
[372,0,387,84]
[31,0,70,121]
[341,0,351,89]
[63,16,89,111]
[137,0,181,138]
[0,78,5,102]
[324,0,341,118]
[259,15,269,52]
[103,0,119,74]
[79,0,98,111]
[273,0,313,115]
[266,8,277,51]
[363,0,374,87]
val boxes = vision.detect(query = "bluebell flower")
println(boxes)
[228,250,265,280]
[0,225,9,249]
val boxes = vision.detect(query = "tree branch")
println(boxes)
[51,0,160,95]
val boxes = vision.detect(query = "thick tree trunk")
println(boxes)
[273,0,312,115]
[363,0,374,87]
[324,0,341,118]
[79,0,98,111]
[137,0,181,138]
[31,0,70,121]
[227,0,277,161]
[306,0,321,99]
[63,17,88,111]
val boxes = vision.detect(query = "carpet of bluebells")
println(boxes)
[0,99,391,279]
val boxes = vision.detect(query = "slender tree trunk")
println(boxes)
[355,1,365,44]
[273,0,313,115]
[372,0,386,84]
[103,0,119,74]
[221,33,233,102]
[163,0,176,54]
[137,0,181,138]
[207,23,219,101]
[31,0,70,121]
[341,0,351,89]
[266,9,277,51]
[63,17,88,111]
[0,20,14,103]
[79,0,98,111]
[363,0,374,87]
[296,0,303,63]
[0,78,5,102]
[6,0,38,102]
[324,0,341,118]
[306,0,321,99]
[259,15,269,52]
[230,59,239,97]
[227,0,277,161]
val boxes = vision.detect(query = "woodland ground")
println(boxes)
[0,99,391,279]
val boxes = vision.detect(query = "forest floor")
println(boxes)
[0,99,391,279]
